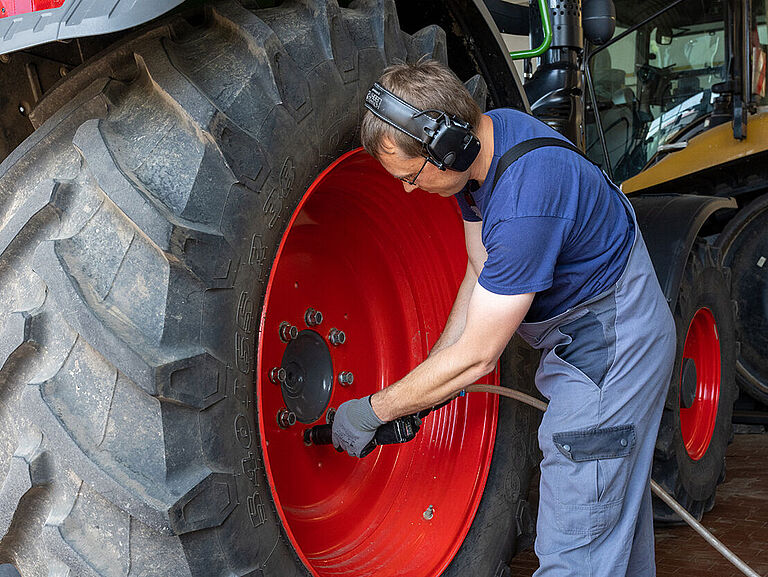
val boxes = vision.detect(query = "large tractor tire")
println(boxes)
[715,194,768,405]
[0,1,541,575]
[652,240,738,522]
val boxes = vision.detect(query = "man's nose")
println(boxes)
[402,182,417,193]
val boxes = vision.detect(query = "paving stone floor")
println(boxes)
[508,431,768,576]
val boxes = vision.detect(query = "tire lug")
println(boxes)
[305,308,323,327]
[328,328,346,346]
[338,371,354,386]
[279,321,299,342]
[270,367,287,385]
[277,408,297,429]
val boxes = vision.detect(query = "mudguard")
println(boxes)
[0,0,184,54]
[630,194,737,305]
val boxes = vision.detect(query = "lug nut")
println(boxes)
[423,505,434,521]
[328,328,346,346]
[326,407,336,424]
[277,408,297,429]
[279,321,299,342]
[269,367,287,384]
[305,308,323,327]
[338,371,354,386]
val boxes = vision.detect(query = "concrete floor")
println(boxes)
[508,431,768,576]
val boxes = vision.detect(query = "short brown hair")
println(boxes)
[360,59,482,159]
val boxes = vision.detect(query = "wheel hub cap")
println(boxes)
[280,330,333,423]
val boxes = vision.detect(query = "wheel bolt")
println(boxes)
[329,328,346,346]
[326,407,336,424]
[277,408,297,429]
[305,308,323,327]
[279,321,299,342]
[269,367,287,384]
[338,371,354,386]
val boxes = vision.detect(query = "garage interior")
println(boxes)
[0,0,766,576]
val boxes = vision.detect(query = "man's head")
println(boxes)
[360,60,483,196]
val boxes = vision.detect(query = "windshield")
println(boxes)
[585,0,726,182]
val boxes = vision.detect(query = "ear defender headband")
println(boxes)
[364,82,481,172]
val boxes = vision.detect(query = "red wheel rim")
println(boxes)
[257,149,499,577]
[679,308,721,461]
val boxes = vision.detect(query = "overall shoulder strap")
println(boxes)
[491,136,589,191]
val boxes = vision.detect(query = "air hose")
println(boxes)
[464,384,762,577]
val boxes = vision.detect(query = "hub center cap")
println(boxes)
[280,329,333,423]
[681,357,698,409]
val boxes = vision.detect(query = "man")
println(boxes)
[332,59,676,576]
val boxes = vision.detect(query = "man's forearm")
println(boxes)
[428,265,478,357]
[370,342,492,421]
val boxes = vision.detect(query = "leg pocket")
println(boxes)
[556,310,616,388]
[551,424,635,536]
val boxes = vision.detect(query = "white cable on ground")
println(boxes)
[464,384,763,577]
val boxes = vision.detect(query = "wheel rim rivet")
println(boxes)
[280,321,299,342]
[270,367,287,385]
[423,505,434,521]
[326,408,336,424]
[328,328,346,346]
[277,408,297,429]
[338,371,354,386]
[305,308,323,327]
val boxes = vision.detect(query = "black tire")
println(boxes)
[714,194,768,405]
[0,1,539,575]
[652,240,738,522]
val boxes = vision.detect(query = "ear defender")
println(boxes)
[364,82,481,172]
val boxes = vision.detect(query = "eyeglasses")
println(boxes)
[398,156,431,186]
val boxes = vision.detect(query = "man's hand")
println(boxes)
[332,396,386,457]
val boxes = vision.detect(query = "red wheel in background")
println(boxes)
[653,241,737,522]
[679,308,721,461]
[258,149,499,577]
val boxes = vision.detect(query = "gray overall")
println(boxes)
[497,139,676,576]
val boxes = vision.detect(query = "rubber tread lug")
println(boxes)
[465,74,489,111]
[0,313,31,373]
[25,384,175,534]
[407,24,448,64]
[98,65,233,230]
[168,472,238,534]
[0,431,47,539]
[32,240,163,397]
[0,180,63,262]
[353,0,407,64]
[155,352,227,410]
[172,1,310,129]
[72,119,175,252]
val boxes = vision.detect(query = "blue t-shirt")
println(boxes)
[456,109,634,322]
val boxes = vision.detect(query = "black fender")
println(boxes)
[630,194,737,306]
[395,0,530,112]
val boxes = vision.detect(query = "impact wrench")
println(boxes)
[305,384,762,577]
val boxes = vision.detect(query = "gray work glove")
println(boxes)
[332,396,386,457]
